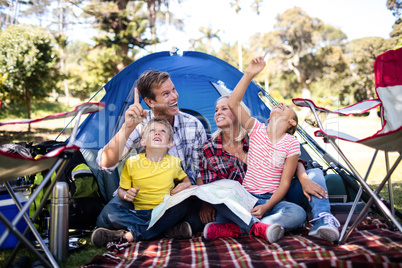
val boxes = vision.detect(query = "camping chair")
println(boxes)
[0,102,105,268]
[293,47,402,244]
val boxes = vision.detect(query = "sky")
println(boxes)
[67,0,396,54]
[154,0,396,52]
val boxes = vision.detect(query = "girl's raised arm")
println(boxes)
[228,54,267,132]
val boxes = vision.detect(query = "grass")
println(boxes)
[1,99,401,267]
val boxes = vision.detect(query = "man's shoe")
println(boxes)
[165,221,192,239]
[203,222,241,240]
[308,212,340,242]
[91,228,127,247]
[250,222,284,243]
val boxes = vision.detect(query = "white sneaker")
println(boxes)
[308,212,340,242]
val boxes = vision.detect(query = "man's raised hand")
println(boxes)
[125,88,147,129]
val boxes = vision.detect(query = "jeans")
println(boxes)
[285,168,331,218]
[212,193,306,233]
[96,195,203,241]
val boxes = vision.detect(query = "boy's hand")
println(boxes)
[125,88,147,129]
[199,202,216,225]
[170,181,191,195]
[250,204,268,219]
[124,187,140,202]
[245,52,268,77]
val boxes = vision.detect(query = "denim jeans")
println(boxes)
[212,193,306,233]
[285,168,331,218]
[96,195,203,241]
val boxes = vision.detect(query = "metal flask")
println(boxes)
[50,181,69,262]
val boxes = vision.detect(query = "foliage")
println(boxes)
[258,7,347,99]
[83,0,151,72]
[0,24,60,120]
[387,0,402,20]
[190,26,221,54]
[341,37,393,105]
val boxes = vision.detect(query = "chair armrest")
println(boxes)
[0,102,105,126]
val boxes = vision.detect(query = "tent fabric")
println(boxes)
[74,51,271,150]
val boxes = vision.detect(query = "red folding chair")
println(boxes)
[293,47,402,244]
[0,102,105,267]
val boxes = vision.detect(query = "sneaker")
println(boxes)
[250,222,284,243]
[203,222,241,240]
[165,221,192,239]
[308,212,340,242]
[91,228,127,247]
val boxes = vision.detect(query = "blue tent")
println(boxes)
[74,51,271,150]
[70,50,277,201]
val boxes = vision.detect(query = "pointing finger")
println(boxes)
[134,87,139,104]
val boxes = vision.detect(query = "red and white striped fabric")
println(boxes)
[293,47,402,153]
[242,120,300,194]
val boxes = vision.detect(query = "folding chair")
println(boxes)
[293,47,402,244]
[0,102,105,268]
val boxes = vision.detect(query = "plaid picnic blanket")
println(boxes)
[84,216,402,268]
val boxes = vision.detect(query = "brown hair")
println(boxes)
[137,70,170,102]
[141,117,174,142]
[286,111,298,135]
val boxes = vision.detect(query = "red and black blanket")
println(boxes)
[84,216,402,267]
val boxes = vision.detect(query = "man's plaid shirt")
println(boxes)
[199,134,248,184]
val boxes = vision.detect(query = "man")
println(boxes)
[97,70,207,184]
[95,70,207,240]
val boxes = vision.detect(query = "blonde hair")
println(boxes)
[141,117,174,142]
[211,95,250,142]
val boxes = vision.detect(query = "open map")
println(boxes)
[148,179,258,229]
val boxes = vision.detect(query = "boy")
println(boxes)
[91,117,192,247]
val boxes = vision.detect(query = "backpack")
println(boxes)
[0,140,104,231]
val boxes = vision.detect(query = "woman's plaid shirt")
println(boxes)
[199,134,248,184]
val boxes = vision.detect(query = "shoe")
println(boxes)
[165,221,192,239]
[203,222,241,240]
[308,212,340,242]
[250,222,284,243]
[91,228,127,247]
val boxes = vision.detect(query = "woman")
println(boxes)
[198,95,340,242]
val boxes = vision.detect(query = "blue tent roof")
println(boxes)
[74,51,271,149]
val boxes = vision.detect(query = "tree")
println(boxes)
[83,0,151,72]
[0,24,60,130]
[342,37,392,116]
[190,26,221,54]
[387,0,402,48]
[259,7,347,99]
[387,0,402,19]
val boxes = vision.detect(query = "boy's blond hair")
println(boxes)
[141,117,174,142]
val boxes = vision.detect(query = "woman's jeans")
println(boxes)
[213,193,306,233]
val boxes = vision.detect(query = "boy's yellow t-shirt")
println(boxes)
[120,153,187,210]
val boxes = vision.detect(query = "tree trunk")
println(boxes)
[24,87,31,132]
[146,0,157,53]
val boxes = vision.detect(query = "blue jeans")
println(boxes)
[285,168,331,218]
[96,195,203,241]
[212,193,306,233]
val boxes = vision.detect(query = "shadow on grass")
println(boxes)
[0,128,69,145]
